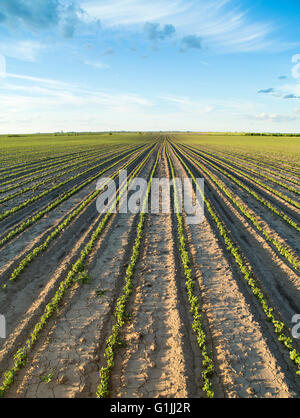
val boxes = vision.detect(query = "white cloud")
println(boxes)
[160,95,213,113]
[0,87,152,110]
[0,40,44,61]
[250,112,296,122]
[6,72,71,88]
[1,71,300,134]
[0,71,153,134]
[84,60,110,69]
[280,82,300,97]
[81,0,186,26]
[81,0,276,52]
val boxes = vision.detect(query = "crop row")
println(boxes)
[0,150,99,194]
[0,143,118,177]
[171,143,300,377]
[0,144,157,397]
[188,145,300,197]
[0,146,109,175]
[201,144,300,174]
[0,147,109,182]
[229,150,300,174]
[202,145,300,177]
[177,145,300,272]
[166,145,214,398]
[181,145,300,235]
[4,145,151,287]
[0,145,129,191]
[203,147,300,188]
[0,146,143,222]
[96,144,161,398]
[0,145,149,249]
[187,145,300,210]
[0,145,135,204]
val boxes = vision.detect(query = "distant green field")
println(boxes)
[0,132,151,165]
[0,132,149,152]
[173,133,300,159]
[1,132,299,163]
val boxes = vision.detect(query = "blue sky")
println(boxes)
[1,0,300,133]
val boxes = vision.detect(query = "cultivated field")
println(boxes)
[0,132,299,398]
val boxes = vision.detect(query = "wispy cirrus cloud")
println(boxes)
[0,40,44,61]
[0,69,154,132]
[5,72,71,87]
[80,0,186,27]
[160,95,213,113]
[0,71,153,109]
[84,60,110,69]
[249,112,296,122]
[0,0,289,53]
[81,0,279,52]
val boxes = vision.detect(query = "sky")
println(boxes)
[1,0,300,133]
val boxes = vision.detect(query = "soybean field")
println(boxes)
[0,132,299,398]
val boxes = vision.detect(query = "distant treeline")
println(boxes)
[245,133,300,137]
[3,131,138,138]
[53,131,144,136]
